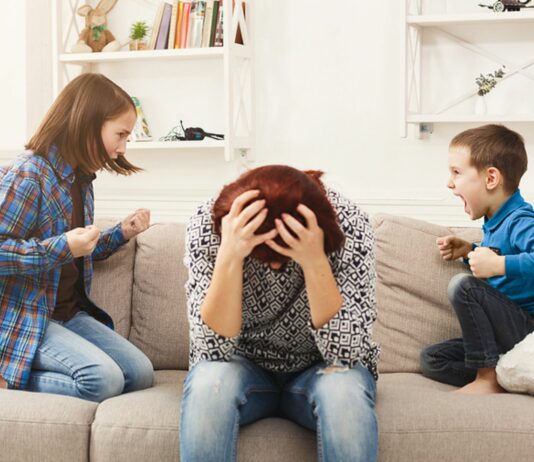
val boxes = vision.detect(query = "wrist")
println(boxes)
[301,253,330,275]
[216,246,245,269]
[497,255,506,276]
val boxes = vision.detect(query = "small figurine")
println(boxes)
[479,0,534,12]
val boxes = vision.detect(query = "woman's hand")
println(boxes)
[121,208,151,240]
[265,204,326,269]
[219,190,277,262]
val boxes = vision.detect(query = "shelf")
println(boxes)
[59,47,225,64]
[407,11,534,26]
[126,140,225,150]
[407,114,534,123]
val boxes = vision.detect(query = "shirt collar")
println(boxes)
[47,146,96,185]
[483,189,525,232]
[47,145,75,184]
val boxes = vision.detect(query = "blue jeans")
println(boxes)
[180,356,378,462]
[26,311,154,402]
[421,273,534,386]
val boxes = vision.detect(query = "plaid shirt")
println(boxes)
[0,147,127,389]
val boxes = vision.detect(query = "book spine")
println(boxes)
[180,2,192,48]
[156,2,173,49]
[209,0,219,47]
[214,0,223,47]
[168,1,178,49]
[174,1,184,48]
[201,0,214,48]
[148,1,165,50]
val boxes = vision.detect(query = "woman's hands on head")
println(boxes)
[219,190,277,262]
[265,204,326,269]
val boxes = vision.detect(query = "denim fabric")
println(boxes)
[421,273,534,386]
[180,355,378,462]
[26,311,154,402]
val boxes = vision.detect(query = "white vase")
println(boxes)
[474,95,487,116]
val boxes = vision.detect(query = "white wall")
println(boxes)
[2,0,533,226]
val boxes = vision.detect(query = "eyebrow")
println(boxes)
[119,128,132,134]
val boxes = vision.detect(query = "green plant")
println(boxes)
[129,21,149,41]
[476,65,506,96]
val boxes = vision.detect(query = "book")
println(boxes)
[179,1,191,48]
[174,1,184,48]
[155,2,173,49]
[167,1,179,49]
[130,97,152,141]
[201,0,215,48]
[209,1,219,47]
[187,1,206,49]
[214,0,223,47]
[148,1,165,50]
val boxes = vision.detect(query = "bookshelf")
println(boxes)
[52,0,254,161]
[401,1,534,137]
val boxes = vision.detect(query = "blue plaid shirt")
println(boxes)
[0,147,127,389]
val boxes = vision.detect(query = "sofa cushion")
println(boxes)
[0,389,96,462]
[377,373,534,461]
[129,223,189,370]
[372,214,482,373]
[90,370,317,462]
[92,220,136,339]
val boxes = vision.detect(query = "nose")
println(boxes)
[447,177,454,189]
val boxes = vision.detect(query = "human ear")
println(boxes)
[485,167,502,191]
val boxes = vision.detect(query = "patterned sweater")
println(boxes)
[184,189,380,379]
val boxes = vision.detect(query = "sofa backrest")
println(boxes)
[92,215,483,374]
[372,214,482,373]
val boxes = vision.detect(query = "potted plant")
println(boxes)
[474,65,506,114]
[129,21,150,51]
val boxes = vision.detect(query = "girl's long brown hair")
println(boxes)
[26,73,140,175]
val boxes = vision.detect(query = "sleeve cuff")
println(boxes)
[505,254,522,277]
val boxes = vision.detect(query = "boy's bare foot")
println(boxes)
[452,367,506,394]
[0,377,7,389]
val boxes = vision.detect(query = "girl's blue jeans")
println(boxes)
[26,310,154,402]
[180,355,378,462]
[421,273,534,387]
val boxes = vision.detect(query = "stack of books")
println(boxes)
[148,0,225,50]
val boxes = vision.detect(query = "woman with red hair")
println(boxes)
[180,165,379,462]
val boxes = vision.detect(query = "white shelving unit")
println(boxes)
[401,1,534,137]
[52,0,254,161]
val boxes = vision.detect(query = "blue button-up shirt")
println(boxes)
[0,147,126,389]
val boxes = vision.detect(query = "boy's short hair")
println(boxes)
[450,124,527,193]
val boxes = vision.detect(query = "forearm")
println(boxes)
[303,256,343,329]
[200,252,244,337]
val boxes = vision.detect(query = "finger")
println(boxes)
[467,251,474,260]
[236,199,266,228]
[241,208,268,236]
[265,239,292,257]
[276,219,298,247]
[229,190,260,217]
[296,204,318,228]
[281,213,306,237]
[252,228,278,246]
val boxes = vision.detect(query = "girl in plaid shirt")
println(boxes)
[0,73,154,401]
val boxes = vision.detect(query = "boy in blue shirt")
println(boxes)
[420,124,534,394]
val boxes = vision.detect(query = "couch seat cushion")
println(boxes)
[377,373,534,461]
[90,370,317,462]
[0,389,96,462]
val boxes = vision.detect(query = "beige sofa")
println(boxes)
[1,214,533,462]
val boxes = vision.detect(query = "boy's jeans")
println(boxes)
[180,355,378,462]
[26,311,154,402]
[421,273,534,387]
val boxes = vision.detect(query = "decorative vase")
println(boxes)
[129,39,147,51]
[474,95,487,116]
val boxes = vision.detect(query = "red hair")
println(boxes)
[213,165,345,264]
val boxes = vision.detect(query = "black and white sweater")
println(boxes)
[184,188,380,379]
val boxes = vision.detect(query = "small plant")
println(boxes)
[129,21,149,41]
[476,65,506,96]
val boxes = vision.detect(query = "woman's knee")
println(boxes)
[123,350,154,393]
[184,360,246,402]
